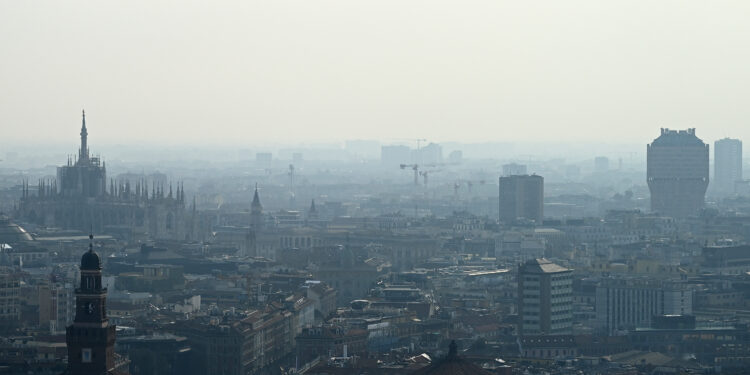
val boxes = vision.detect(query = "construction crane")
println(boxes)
[454,179,487,200]
[414,139,427,151]
[400,164,419,186]
[419,169,442,186]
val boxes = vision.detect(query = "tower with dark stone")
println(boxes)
[65,235,126,374]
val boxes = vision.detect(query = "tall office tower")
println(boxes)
[595,278,693,335]
[714,138,743,194]
[502,163,527,176]
[499,175,543,223]
[647,128,709,218]
[518,258,573,336]
[65,237,129,374]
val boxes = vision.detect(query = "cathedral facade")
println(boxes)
[17,111,195,241]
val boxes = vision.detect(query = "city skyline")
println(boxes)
[5,2,750,374]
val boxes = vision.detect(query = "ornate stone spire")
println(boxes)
[79,109,89,163]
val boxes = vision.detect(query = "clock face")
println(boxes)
[87,302,95,314]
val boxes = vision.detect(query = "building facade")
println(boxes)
[647,128,709,218]
[17,111,193,240]
[518,258,573,336]
[38,282,75,334]
[0,267,20,330]
[714,138,742,194]
[499,175,544,224]
[595,278,693,335]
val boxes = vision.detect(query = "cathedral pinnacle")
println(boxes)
[79,109,89,163]
[251,183,262,209]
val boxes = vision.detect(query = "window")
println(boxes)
[82,348,92,363]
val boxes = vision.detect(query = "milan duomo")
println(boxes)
[16,111,197,241]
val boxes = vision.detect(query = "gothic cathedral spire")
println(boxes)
[251,183,263,230]
[79,109,89,163]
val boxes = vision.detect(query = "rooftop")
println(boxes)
[521,258,571,274]
[650,128,706,147]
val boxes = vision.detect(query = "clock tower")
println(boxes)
[65,235,119,374]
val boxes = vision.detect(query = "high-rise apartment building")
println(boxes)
[647,128,709,218]
[518,258,573,336]
[499,175,543,223]
[595,278,693,335]
[714,138,742,194]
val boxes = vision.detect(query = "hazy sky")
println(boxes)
[2,1,750,146]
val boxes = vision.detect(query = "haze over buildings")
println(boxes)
[4,2,750,145]
[6,1,750,374]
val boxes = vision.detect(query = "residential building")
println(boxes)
[499,175,544,223]
[595,278,693,335]
[518,258,573,336]
[0,267,20,329]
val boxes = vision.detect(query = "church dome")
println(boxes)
[0,217,33,243]
[81,250,101,270]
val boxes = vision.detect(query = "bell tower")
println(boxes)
[65,234,118,374]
